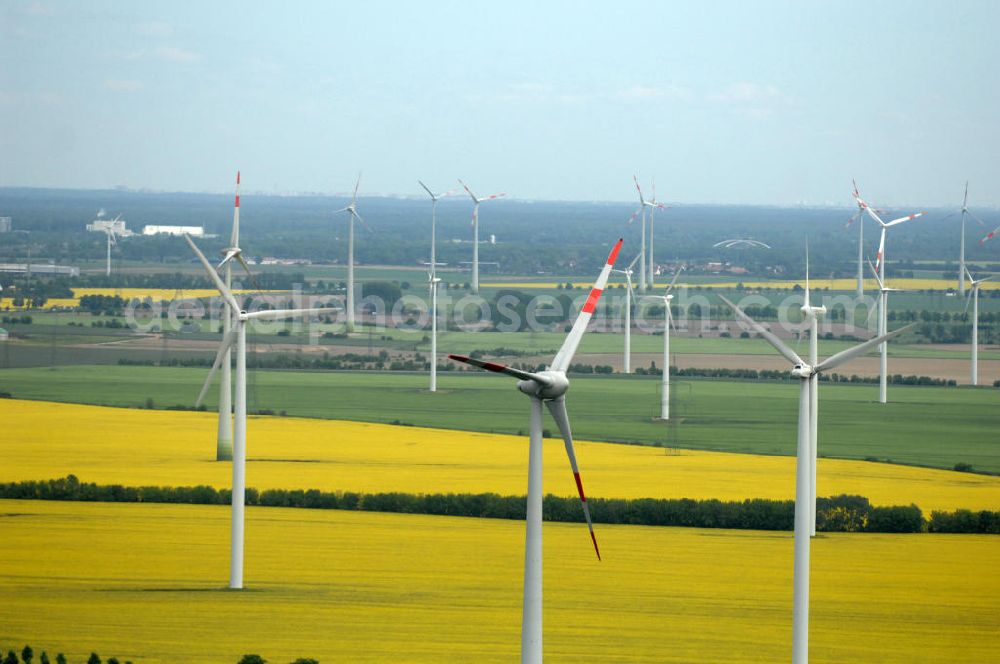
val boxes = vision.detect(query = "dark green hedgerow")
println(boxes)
[2,476,994,534]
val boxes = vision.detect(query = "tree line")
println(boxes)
[4,476,997,534]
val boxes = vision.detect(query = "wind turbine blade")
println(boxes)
[867,258,884,290]
[470,205,478,229]
[633,174,645,204]
[963,290,973,315]
[815,324,915,373]
[184,235,240,313]
[551,238,624,372]
[626,252,641,271]
[885,211,924,227]
[719,295,803,366]
[352,172,361,205]
[627,208,641,225]
[980,224,1000,246]
[334,206,351,214]
[664,265,684,294]
[196,326,238,407]
[231,170,241,246]
[964,181,969,209]
[545,398,600,560]
[483,192,506,201]
[243,307,332,322]
[418,180,435,199]
[967,211,987,227]
[458,178,478,202]
[965,265,975,284]
[875,228,886,273]
[447,354,553,386]
[845,210,862,229]
[353,211,372,233]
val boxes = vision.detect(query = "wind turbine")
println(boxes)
[801,246,826,537]
[646,179,670,287]
[630,176,666,292]
[208,171,254,461]
[186,235,330,589]
[335,173,367,332]
[418,181,455,392]
[449,238,622,664]
[722,294,912,664]
[458,179,505,294]
[964,267,992,386]
[103,214,122,276]
[612,253,641,374]
[853,182,924,403]
[659,265,683,420]
[939,183,987,295]
[846,180,873,300]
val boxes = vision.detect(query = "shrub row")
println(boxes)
[3,476,992,534]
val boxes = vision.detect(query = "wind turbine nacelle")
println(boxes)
[791,363,814,379]
[800,304,827,316]
[517,371,569,400]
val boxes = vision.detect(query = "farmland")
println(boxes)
[1,367,998,473]
[3,400,998,511]
[0,500,996,663]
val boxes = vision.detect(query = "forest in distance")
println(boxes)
[1,187,999,279]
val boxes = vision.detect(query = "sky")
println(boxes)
[2,0,999,207]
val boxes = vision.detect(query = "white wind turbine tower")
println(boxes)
[208,171,253,461]
[964,267,992,386]
[630,176,666,292]
[659,266,683,420]
[449,238,622,664]
[801,246,826,537]
[721,294,912,664]
[418,181,455,392]
[186,235,330,589]
[939,183,987,295]
[612,253,641,374]
[458,179,505,294]
[103,214,122,276]
[853,182,924,403]
[335,174,367,332]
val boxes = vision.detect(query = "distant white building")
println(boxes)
[142,225,205,237]
[0,263,80,277]
[0,217,11,233]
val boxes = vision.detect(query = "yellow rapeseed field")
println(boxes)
[2,400,998,512]
[25,288,274,310]
[0,500,996,663]
[480,278,1000,291]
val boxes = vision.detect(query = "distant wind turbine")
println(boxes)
[187,235,331,589]
[335,173,368,332]
[103,214,122,276]
[939,183,987,295]
[449,238,623,664]
[964,267,992,386]
[418,181,456,392]
[852,181,924,403]
[630,176,666,292]
[612,253,641,374]
[722,294,912,664]
[458,179,505,294]
[659,265,683,420]
[209,171,254,461]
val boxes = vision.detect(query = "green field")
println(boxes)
[2,365,998,473]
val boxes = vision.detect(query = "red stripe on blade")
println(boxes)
[482,361,508,373]
[581,288,603,314]
[607,238,624,266]
[235,195,240,208]
[573,472,586,501]
[590,530,601,561]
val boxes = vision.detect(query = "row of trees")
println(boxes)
[1,647,125,664]
[5,476,996,534]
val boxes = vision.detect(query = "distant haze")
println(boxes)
[1,1,998,206]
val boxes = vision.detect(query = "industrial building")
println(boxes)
[0,263,80,277]
[142,225,205,237]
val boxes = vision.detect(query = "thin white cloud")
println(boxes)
[154,46,201,64]
[712,82,787,104]
[21,2,55,16]
[135,21,174,37]
[104,79,143,92]
[616,84,695,102]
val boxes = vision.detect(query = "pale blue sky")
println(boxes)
[2,0,998,206]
